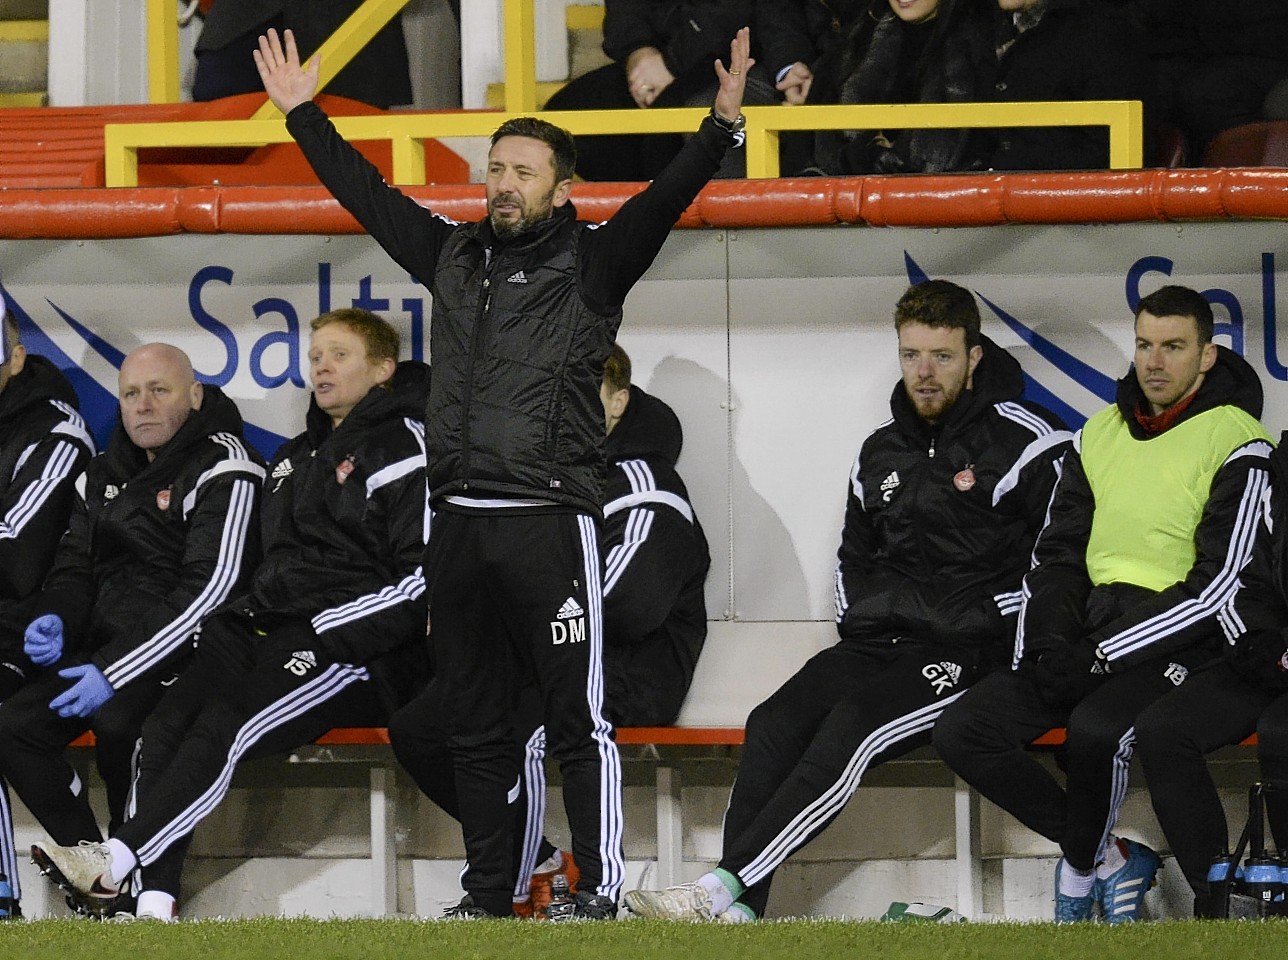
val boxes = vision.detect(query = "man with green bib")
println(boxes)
[935,285,1272,923]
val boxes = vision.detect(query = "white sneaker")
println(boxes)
[623,881,718,921]
[30,841,120,912]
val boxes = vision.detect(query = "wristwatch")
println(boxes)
[710,109,746,136]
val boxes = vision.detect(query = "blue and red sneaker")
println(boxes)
[1096,838,1161,924]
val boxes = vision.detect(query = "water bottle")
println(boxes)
[1243,857,1280,903]
[1207,854,1236,887]
[545,873,576,923]
[0,871,12,919]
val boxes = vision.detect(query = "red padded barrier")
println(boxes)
[6,167,1288,240]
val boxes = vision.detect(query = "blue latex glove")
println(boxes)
[23,614,64,667]
[48,664,114,718]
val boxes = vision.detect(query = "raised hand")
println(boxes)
[253,27,320,115]
[714,27,754,124]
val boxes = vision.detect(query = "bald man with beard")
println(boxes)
[0,343,263,916]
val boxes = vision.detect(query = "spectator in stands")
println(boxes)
[389,344,712,919]
[250,23,754,921]
[789,0,998,175]
[192,0,412,108]
[934,285,1271,923]
[31,310,429,923]
[542,1,777,180]
[623,279,1069,921]
[986,0,1154,170]
[0,342,261,917]
[0,292,95,919]
[1143,0,1288,161]
[1134,434,1288,917]
[753,0,869,107]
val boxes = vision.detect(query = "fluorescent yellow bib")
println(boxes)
[1081,404,1270,590]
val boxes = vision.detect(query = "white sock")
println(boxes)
[696,872,735,916]
[105,838,138,887]
[1057,859,1096,898]
[1096,837,1128,879]
[135,890,176,920]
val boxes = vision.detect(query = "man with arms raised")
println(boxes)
[247,23,755,919]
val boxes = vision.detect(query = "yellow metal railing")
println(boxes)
[126,0,1141,187]
[144,0,412,107]
[103,100,1144,187]
[0,19,49,42]
[251,0,410,120]
[145,0,180,104]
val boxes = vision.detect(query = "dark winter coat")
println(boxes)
[987,0,1154,170]
[753,0,870,79]
[35,385,264,690]
[0,356,95,656]
[601,386,710,726]
[243,361,430,710]
[1017,347,1271,698]
[836,336,1068,660]
[604,0,754,77]
[1229,434,1288,693]
[807,0,997,174]
[286,101,737,517]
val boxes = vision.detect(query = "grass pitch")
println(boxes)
[1,917,1285,960]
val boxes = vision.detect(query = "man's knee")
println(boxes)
[184,696,249,751]
[1257,708,1288,765]
[0,689,57,752]
[91,697,144,750]
[389,698,449,767]
[1066,700,1133,760]
[1131,701,1186,768]
[932,689,993,764]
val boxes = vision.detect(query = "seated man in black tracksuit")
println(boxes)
[32,308,430,921]
[1134,434,1288,916]
[0,341,262,915]
[388,343,711,918]
[0,299,96,917]
[624,279,1069,921]
[934,285,1271,923]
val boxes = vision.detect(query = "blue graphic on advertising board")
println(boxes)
[1,249,1280,458]
[2,280,290,457]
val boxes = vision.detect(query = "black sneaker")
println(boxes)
[548,887,618,923]
[573,892,618,921]
[442,895,499,920]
